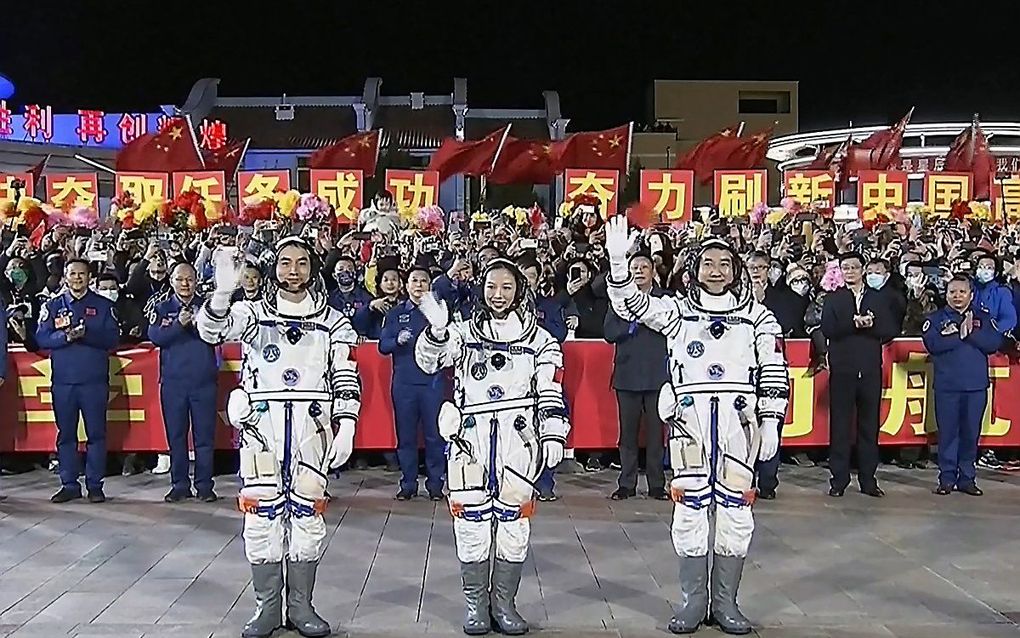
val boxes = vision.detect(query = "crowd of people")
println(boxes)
[0,189,1018,504]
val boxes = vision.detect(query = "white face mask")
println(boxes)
[767,266,783,285]
[791,280,810,296]
[97,289,119,303]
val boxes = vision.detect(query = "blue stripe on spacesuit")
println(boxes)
[709,397,719,488]
[283,402,293,497]
[488,416,499,496]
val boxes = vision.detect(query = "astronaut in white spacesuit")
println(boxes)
[197,236,360,638]
[604,216,788,636]
[415,258,569,636]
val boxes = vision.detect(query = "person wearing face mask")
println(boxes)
[96,274,144,345]
[822,253,899,498]
[3,256,41,351]
[971,253,1016,338]
[865,258,906,331]
[902,262,942,336]
[327,256,372,325]
[762,264,810,340]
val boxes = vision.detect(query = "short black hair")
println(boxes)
[747,250,770,262]
[838,252,865,268]
[374,190,394,202]
[404,264,432,282]
[96,272,119,286]
[64,258,90,273]
[628,251,655,266]
[948,274,973,289]
[867,257,890,272]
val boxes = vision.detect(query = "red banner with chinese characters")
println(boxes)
[236,170,291,210]
[3,339,1019,452]
[856,170,908,211]
[992,174,1020,221]
[564,168,620,216]
[923,171,972,216]
[639,169,694,222]
[714,169,767,217]
[46,173,98,208]
[0,172,33,199]
[310,169,364,222]
[384,169,439,212]
[115,172,169,204]
[172,170,226,206]
[783,170,835,207]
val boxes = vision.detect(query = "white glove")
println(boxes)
[437,403,461,442]
[605,215,639,263]
[212,247,245,295]
[758,418,780,462]
[542,440,564,470]
[418,292,449,335]
[327,418,356,470]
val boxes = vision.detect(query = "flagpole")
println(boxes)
[184,114,206,169]
[624,121,634,176]
[73,154,116,175]
[736,122,746,137]
[373,129,383,177]
[233,138,252,185]
[488,123,513,174]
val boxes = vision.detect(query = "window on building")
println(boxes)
[738,91,791,114]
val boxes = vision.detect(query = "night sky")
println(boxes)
[3,0,1016,132]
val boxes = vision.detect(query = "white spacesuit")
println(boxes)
[415,258,568,636]
[604,217,788,636]
[197,237,360,638]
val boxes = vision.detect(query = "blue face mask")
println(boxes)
[865,273,887,290]
[976,268,995,284]
[336,271,355,288]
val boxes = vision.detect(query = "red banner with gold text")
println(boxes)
[1,339,1017,451]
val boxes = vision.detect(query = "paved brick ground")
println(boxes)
[0,462,1019,637]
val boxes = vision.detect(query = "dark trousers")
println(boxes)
[935,389,986,488]
[828,371,881,490]
[392,384,445,493]
[755,420,784,492]
[160,382,217,494]
[52,383,108,491]
[616,389,665,493]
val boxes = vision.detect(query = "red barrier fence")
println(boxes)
[0,339,1017,452]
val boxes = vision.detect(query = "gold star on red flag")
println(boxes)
[169,127,183,140]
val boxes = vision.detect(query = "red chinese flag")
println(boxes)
[308,130,381,177]
[115,116,204,172]
[427,125,511,181]
[489,138,558,184]
[719,126,773,171]
[202,139,249,183]
[945,122,995,200]
[675,125,746,185]
[846,108,913,174]
[551,123,631,173]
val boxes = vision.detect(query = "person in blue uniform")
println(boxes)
[379,265,446,500]
[520,259,572,501]
[922,276,1003,496]
[327,256,372,321]
[354,264,403,339]
[36,259,119,504]
[972,253,1017,337]
[148,262,220,503]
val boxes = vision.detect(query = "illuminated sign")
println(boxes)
[0,105,167,149]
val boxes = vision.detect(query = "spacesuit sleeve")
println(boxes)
[196,299,257,345]
[414,320,465,374]
[604,274,682,339]
[534,336,570,443]
[329,316,361,423]
[753,305,790,425]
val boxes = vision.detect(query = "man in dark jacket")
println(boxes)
[821,252,900,498]
[604,253,671,500]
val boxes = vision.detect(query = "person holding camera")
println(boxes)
[36,259,120,504]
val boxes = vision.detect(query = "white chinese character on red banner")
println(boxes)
[933,156,946,172]
[917,158,929,172]
[997,157,1010,174]
[156,114,173,133]
[0,100,12,137]
[900,158,913,172]
[1012,158,1020,173]
[76,110,108,144]
[117,113,148,145]
[23,105,53,141]
[199,119,228,150]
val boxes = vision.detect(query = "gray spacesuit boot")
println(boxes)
[460,561,492,635]
[710,554,752,635]
[241,562,283,638]
[490,559,528,635]
[285,560,331,637]
[667,555,709,634]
